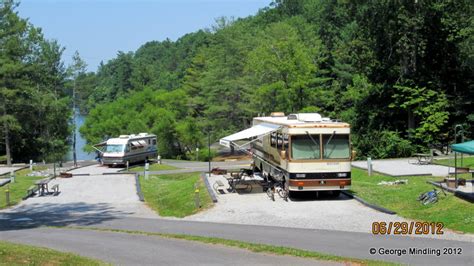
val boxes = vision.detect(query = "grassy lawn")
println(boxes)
[351,168,474,233]
[140,172,212,217]
[129,163,179,172]
[434,156,474,169]
[0,241,106,265]
[0,167,47,209]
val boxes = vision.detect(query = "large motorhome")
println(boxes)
[100,133,158,166]
[220,113,353,196]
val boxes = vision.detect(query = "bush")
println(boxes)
[353,130,414,159]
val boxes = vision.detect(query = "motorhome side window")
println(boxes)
[322,134,350,159]
[277,133,284,150]
[270,132,277,147]
[152,139,156,145]
[283,134,289,150]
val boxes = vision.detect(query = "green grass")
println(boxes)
[129,163,179,172]
[351,168,474,233]
[434,156,474,169]
[66,227,398,266]
[0,241,107,265]
[0,168,46,209]
[140,172,212,217]
[0,155,6,163]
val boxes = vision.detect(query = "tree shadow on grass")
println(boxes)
[0,202,133,231]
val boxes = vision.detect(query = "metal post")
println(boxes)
[10,171,14,183]
[157,155,161,165]
[208,131,211,176]
[126,161,129,171]
[72,79,77,167]
[367,157,372,176]
[29,159,33,171]
[455,152,458,188]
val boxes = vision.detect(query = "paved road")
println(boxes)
[1,227,336,266]
[1,214,472,265]
[145,159,252,175]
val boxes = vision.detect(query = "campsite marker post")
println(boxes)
[10,171,15,183]
[29,160,33,171]
[144,163,149,180]
[367,157,372,176]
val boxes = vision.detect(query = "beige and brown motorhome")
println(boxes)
[220,113,353,196]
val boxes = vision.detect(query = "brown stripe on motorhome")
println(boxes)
[289,179,351,187]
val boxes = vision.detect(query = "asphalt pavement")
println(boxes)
[1,227,338,266]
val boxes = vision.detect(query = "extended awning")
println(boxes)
[451,140,474,155]
[220,123,281,148]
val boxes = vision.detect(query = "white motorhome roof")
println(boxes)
[105,133,156,145]
[254,113,350,128]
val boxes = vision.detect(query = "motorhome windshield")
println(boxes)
[291,134,350,160]
[291,135,320,160]
[105,144,125,153]
[323,134,350,159]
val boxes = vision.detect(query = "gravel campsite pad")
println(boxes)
[186,174,474,242]
[2,165,157,222]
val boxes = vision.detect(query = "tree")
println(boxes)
[68,51,87,166]
[0,0,70,164]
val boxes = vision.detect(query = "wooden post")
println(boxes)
[194,183,201,208]
[5,184,10,206]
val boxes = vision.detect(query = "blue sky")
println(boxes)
[18,0,270,71]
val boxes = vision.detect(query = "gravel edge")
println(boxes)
[201,173,218,203]
[341,191,397,215]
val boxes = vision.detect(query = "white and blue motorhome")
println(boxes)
[101,133,157,166]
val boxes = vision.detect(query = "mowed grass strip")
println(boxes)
[140,172,212,217]
[434,156,474,169]
[0,167,46,209]
[0,241,107,265]
[351,168,474,233]
[129,163,179,172]
[66,227,398,266]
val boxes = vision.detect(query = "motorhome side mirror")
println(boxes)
[351,150,357,160]
[280,150,287,159]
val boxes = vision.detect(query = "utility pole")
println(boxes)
[72,78,77,167]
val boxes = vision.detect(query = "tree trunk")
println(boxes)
[407,109,415,137]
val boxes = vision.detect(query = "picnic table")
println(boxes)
[35,177,53,196]
[414,153,432,165]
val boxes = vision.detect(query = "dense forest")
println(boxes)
[79,0,473,159]
[0,1,72,164]
[1,0,473,163]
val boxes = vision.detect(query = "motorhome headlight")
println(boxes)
[296,173,306,178]
[337,173,347,178]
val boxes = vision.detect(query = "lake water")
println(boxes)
[64,111,96,161]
